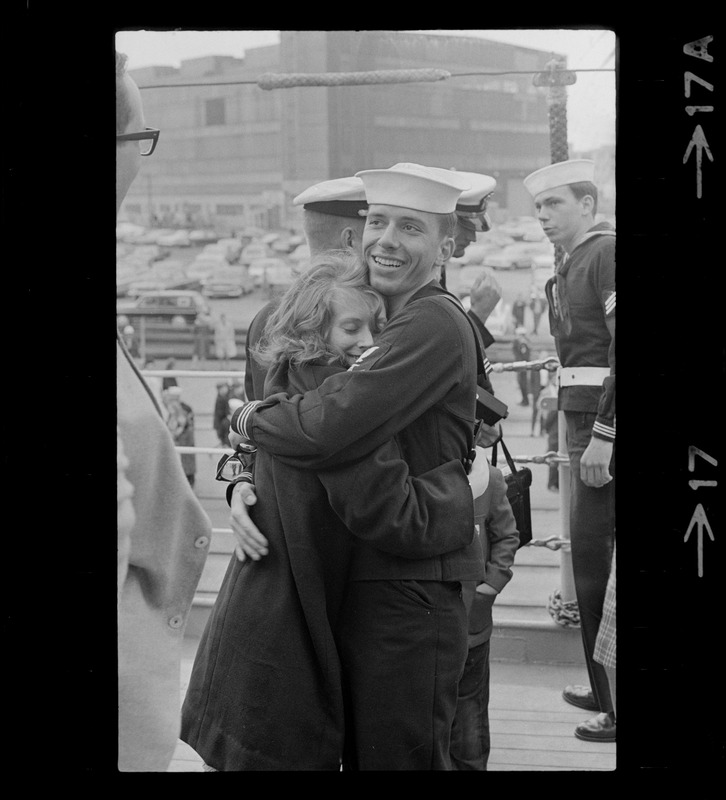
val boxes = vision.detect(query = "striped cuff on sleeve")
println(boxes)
[230,400,262,438]
[592,417,616,441]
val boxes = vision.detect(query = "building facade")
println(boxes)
[123,30,590,232]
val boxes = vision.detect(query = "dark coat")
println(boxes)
[181,361,477,771]
[245,282,486,582]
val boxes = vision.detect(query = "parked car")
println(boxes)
[240,242,271,265]
[496,216,541,240]
[288,243,311,263]
[117,264,153,297]
[522,226,547,242]
[157,229,192,247]
[116,222,146,242]
[133,228,175,245]
[116,290,211,326]
[457,242,502,266]
[271,237,296,254]
[248,256,288,287]
[189,229,219,245]
[484,241,554,270]
[204,238,242,263]
[264,262,295,298]
[130,244,167,263]
[145,259,195,289]
[201,266,255,298]
[185,255,229,288]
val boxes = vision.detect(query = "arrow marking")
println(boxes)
[684,503,715,577]
[683,125,714,199]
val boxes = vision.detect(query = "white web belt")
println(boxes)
[557,366,610,387]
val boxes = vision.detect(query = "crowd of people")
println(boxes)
[116,48,615,771]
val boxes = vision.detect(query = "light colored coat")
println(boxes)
[117,340,211,771]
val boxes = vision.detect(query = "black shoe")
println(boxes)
[562,685,599,712]
[574,712,616,742]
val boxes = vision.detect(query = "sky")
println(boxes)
[115,28,616,152]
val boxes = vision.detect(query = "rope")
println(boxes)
[526,536,571,551]
[257,69,451,90]
[547,589,580,628]
[138,66,613,91]
[513,451,569,466]
[490,357,560,373]
[142,369,245,380]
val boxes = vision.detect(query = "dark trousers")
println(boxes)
[450,639,491,770]
[339,579,468,771]
[565,411,615,715]
[517,372,529,404]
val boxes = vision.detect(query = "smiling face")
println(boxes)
[326,292,380,365]
[533,184,594,253]
[363,204,454,313]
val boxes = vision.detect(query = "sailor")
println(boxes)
[524,158,616,743]
[227,162,487,770]
[243,176,368,399]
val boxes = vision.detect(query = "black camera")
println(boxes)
[476,386,509,426]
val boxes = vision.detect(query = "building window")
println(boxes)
[205,98,226,126]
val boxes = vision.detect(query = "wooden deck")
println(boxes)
[170,638,615,772]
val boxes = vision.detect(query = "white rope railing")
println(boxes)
[175,446,232,455]
[490,356,560,373]
[142,369,245,380]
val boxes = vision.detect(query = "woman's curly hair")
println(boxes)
[252,250,386,370]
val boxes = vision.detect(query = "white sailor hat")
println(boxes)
[523,159,595,198]
[293,176,368,219]
[355,162,471,214]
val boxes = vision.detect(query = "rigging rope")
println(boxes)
[138,66,613,91]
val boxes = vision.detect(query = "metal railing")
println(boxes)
[140,357,580,626]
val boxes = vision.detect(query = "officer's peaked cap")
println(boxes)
[293,176,368,219]
[453,170,496,232]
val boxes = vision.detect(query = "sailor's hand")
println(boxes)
[580,438,614,488]
[469,270,502,324]
[229,481,268,561]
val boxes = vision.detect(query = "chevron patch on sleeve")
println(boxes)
[604,290,616,316]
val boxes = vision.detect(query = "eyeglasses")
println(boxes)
[116,127,160,156]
